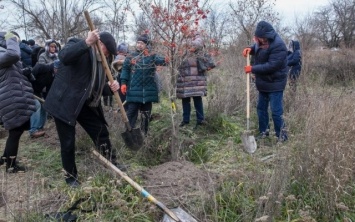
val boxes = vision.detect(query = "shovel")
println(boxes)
[91,149,198,222]
[241,52,257,154]
[84,11,143,151]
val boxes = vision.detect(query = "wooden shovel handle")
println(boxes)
[91,150,180,222]
[246,52,251,130]
[83,11,132,131]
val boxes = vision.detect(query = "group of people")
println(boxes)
[0,20,301,186]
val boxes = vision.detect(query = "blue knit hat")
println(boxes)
[117,43,128,54]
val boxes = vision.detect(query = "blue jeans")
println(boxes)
[29,99,47,135]
[181,96,204,123]
[257,91,286,138]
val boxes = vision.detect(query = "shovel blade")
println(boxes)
[121,128,144,151]
[161,207,198,222]
[241,132,257,154]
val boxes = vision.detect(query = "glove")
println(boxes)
[242,48,251,57]
[5,31,19,42]
[121,84,127,95]
[244,65,252,74]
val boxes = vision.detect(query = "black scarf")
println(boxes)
[87,46,107,107]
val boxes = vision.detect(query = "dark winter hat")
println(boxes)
[117,43,128,54]
[28,39,35,46]
[137,34,150,45]
[99,31,117,56]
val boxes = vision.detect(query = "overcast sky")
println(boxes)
[0,0,330,39]
[274,0,329,24]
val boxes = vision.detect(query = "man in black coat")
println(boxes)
[44,30,124,187]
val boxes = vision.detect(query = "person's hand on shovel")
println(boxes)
[244,65,252,74]
[85,29,100,47]
[108,80,120,92]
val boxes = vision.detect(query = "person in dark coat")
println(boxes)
[287,40,302,89]
[19,39,33,67]
[120,34,168,135]
[243,21,288,142]
[177,34,215,129]
[29,60,59,138]
[44,30,125,187]
[28,39,42,67]
[0,31,36,173]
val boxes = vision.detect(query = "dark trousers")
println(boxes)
[54,103,115,180]
[181,96,204,123]
[126,102,152,135]
[3,120,30,167]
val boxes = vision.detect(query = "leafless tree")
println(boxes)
[331,0,355,48]
[4,0,101,43]
[229,0,279,44]
[312,0,355,48]
[292,14,319,50]
[99,0,129,43]
[202,7,231,50]
[312,5,342,48]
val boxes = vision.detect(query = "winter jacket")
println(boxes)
[38,40,59,64]
[19,41,33,67]
[177,55,207,98]
[249,21,288,92]
[44,38,105,126]
[31,63,55,97]
[287,40,302,77]
[0,34,36,130]
[120,51,167,103]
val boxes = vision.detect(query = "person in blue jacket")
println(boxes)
[242,21,288,142]
[287,40,302,90]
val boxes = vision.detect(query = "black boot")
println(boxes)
[6,163,26,173]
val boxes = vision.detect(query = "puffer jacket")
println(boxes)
[0,33,36,130]
[176,55,207,98]
[120,51,167,103]
[249,21,288,92]
[287,40,302,76]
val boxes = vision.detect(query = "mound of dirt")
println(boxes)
[139,161,219,207]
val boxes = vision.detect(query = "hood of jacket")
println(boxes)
[254,21,276,40]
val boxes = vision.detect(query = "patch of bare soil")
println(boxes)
[139,161,219,208]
